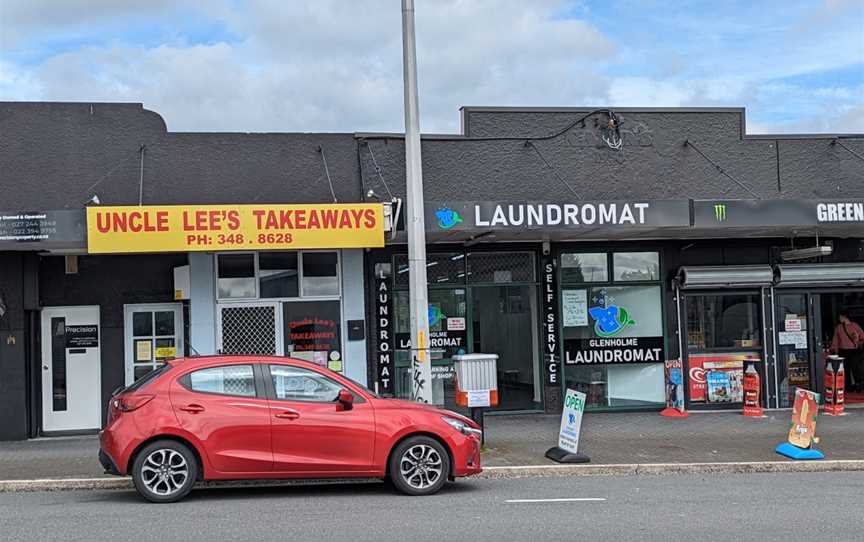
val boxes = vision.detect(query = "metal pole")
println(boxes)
[402,0,432,403]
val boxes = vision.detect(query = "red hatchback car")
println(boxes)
[99,356,482,503]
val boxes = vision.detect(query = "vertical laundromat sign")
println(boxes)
[374,263,394,396]
[542,255,560,385]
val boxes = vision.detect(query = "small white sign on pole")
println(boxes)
[558,389,586,454]
[467,390,491,408]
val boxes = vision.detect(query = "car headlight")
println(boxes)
[441,416,482,438]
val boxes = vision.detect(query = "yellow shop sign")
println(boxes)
[86,204,385,253]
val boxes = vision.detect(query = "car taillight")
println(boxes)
[112,394,155,412]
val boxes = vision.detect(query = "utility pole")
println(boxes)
[401,0,432,403]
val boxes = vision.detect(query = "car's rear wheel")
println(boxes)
[389,436,449,496]
[131,440,197,503]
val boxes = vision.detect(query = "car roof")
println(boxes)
[167,355,332,373]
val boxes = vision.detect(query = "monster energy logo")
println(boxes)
[714,204,727,221]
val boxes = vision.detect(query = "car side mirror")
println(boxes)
[337,389,354,411]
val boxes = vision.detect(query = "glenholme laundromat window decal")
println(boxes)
[560,251,665,410]
[565,286,665,364]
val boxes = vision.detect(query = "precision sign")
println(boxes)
[86,204,385,253]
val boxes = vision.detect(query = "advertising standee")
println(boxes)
[660,358,688,418]
[775,388,825,460]
[545,389,591,464]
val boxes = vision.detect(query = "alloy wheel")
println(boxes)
[399,444,443,490]
[140,448,189,497]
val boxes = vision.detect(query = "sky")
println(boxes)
[1,0,862,134]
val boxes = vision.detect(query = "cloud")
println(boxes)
[0,0,861,134]
[1,0,617,132]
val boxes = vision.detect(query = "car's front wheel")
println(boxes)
[131,440,197,503]
[389,436,450,496]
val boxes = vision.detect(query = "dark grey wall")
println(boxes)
[360,108,863,202]
[3,103,860,209]
[0,253,33,440]
[0,102,362,209]
[39,254,187,426]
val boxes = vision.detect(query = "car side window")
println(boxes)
[269,365,342,402]
[185,365,257,397]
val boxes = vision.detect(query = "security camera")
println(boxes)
[542,241,551,256]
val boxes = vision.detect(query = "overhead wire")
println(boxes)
[316,146,339,203]
[360,141,396,200]
[684,139,762,199]
[831,138,864,163]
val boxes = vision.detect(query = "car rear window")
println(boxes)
[122,363,171,394]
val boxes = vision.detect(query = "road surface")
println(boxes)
[1,472,859,541]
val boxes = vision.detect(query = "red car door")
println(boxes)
[170,363,273,473]
[265,363,375,474]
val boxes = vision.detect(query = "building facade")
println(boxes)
[0,102,862,440]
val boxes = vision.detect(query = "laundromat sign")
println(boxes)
[86,204,385,253]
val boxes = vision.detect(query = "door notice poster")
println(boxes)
[562,289,588,327]
[558,389,586,454]
[778,331,807,349]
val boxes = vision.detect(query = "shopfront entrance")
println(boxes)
[391,251,541,412]
[40,306,102,433]
[773,288,864,407]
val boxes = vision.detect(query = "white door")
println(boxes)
[123,304,184,386]
[41,306,102,432]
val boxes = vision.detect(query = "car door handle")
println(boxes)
[274,410,300,420]
[179,404,205,413]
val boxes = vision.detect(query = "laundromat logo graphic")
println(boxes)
[713,203,727,222]
[435,207,463,229]
[428,305,446,327]
[588,289,636,337]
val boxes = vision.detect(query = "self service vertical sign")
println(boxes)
[558,389,586,454]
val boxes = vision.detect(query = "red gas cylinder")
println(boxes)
[743,363,763,417]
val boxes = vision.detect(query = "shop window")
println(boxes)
[302,252,339,296]
[216,251,340,300]
[259,252,299,298]
[217,254,256,299]
[613,252,660,282]
[561,253,608,283]
[394,253,466,286]
[686,294,762,350]
[560,250,665,410]
[283,300,343,370]
[467,252,535,283]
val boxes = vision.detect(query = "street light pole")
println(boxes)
[401,0,432,403]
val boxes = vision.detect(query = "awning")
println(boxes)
[676,265,774,289]
[775,263,864,287]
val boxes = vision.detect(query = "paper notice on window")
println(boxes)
[778,331,807,349]
[562,290,588,327]
[784,318,802,332]
[135,340,152,362]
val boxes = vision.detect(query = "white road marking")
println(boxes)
[505,498,606,503]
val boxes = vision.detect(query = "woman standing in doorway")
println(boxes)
[830,309,864,392]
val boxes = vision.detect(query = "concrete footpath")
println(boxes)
[1,409,862,491]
